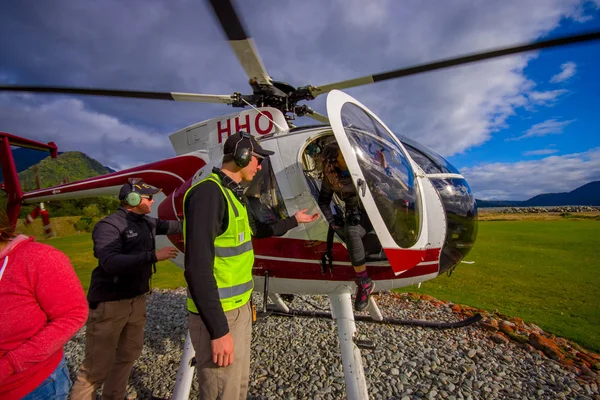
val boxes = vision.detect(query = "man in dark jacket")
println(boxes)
[71,179,181,400]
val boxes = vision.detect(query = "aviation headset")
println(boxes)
[124,178,143,207]
[231,132,254,168]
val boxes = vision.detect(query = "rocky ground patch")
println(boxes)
[65,289,600,399]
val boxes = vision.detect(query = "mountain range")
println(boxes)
[475,181,600,207]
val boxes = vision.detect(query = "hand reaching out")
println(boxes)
[155,246,179,261]
[294,209,319,223]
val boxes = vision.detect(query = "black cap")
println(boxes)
[118,180,162,200]
[223,132,275,158]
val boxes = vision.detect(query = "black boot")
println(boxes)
[354,277,374,311]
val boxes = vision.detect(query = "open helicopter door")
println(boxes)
[327,90,446,275]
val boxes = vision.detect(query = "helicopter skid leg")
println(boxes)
[269,293,290,313]
[367,295,383,321]
[172,329,196,400]
[328,292,369,400]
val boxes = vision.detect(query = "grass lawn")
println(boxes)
[42,219,600,352]
[398,219,600,353]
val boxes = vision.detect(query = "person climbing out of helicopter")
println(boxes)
[318,142,374,311]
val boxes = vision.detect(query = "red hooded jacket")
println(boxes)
[0,235,88,399]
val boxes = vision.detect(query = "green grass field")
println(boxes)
[43,219,600,352]
[399,219,600,352]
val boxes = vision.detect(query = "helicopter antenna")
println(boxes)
[241,98,287,132]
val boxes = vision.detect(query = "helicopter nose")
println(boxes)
[430,178,478,273]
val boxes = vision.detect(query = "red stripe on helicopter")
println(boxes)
[252,257,438,281]
[252,237,439,280]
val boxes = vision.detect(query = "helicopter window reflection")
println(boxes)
[400,137,460,175]
[301,133,347,221]
[340,103,421,248]
[244,157,288,226]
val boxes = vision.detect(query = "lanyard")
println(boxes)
[0,256,7,283]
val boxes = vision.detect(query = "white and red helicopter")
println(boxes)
[1,1,599,398]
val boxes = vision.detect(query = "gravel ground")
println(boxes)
[64,289,600,400]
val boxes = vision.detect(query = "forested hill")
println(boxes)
[477,181,600,207]
[10,151,120,218]
[19,151,111,191]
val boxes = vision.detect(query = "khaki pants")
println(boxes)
[70,295,147,400]
[189,302,252,400]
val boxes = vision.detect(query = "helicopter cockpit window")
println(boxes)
[301,133,347,219]
[340,103,421,248]
[401,136,460,175]
[244,157,288,226]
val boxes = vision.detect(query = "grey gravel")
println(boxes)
[64,288,599,399]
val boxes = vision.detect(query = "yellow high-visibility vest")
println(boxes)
[183,173,254,313]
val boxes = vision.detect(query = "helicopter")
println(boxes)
[2,0,600,398]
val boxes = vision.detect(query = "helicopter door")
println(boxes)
[326,90,445,275]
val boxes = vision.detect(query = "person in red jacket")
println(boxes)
[0,208,88,400]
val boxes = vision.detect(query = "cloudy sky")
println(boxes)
[1,0,599,200]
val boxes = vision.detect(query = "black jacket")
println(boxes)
[318,172,361,225]
[87,207,182,304]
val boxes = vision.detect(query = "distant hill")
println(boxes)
[1,148,115,182]
[477,181,600,207]
[19,151,111,191]
[15,148,63,173]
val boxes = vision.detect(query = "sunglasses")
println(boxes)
[141,195,154,201]
[252,152,264,165]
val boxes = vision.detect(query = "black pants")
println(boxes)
[344,213,376,267]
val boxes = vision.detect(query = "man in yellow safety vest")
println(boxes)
[183,131,318,399]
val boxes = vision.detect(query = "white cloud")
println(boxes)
[463,148,600,200]
[0,0,597,166]
[527,89,569,106]
[509,118,576,140]
[0,96,172,170]
[550,62,577,83]
[523,148,559,156]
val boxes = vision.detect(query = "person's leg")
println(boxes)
[189,302,252,400]
[189,311,221,400]
[22,356,72,400]
[71,302,128,400]
[345,222,374,311]
[102,295,147,400]
[232,302,252,400]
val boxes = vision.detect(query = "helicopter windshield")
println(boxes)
[340,103,420,248]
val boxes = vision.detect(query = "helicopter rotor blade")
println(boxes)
[206,0,272,86]
[0,86,237,104]
[308,30,600,98]
[306,110,329,124]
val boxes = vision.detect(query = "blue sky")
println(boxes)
[0,0,599,200]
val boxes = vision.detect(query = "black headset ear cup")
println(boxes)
[234,147,252,168]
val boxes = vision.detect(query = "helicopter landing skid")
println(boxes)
[172,330,195,400]
[329,291,370,400]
